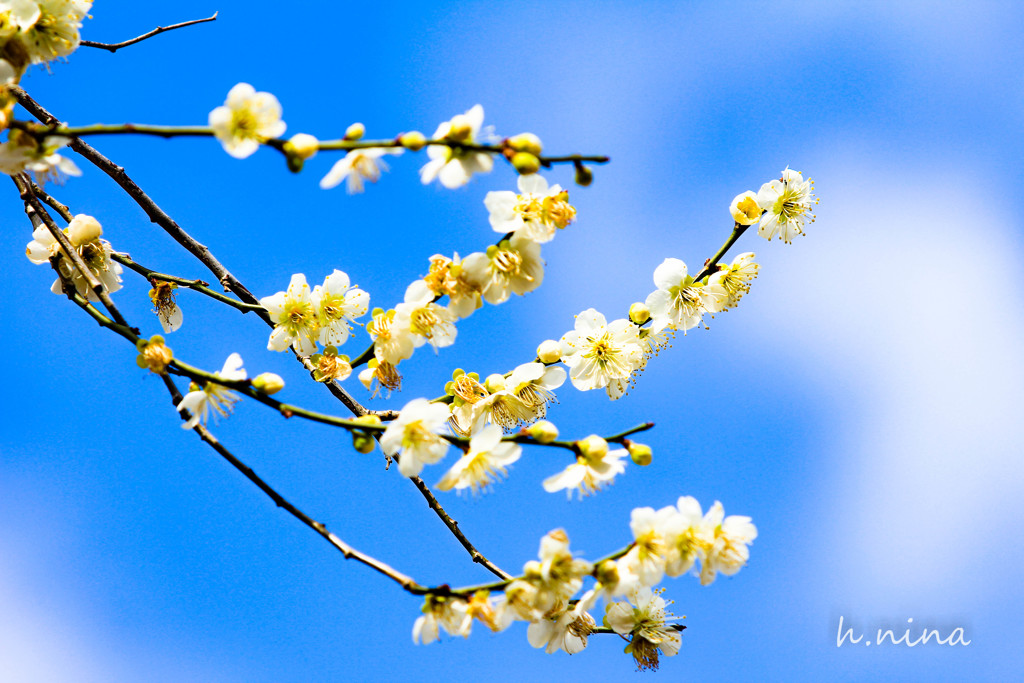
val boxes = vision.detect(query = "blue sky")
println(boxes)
[2,1,1022,680]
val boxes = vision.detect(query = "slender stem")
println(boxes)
[693,223,750,282]
[14,175,133,330]
[80,13,219,53]
[111,252,266,313]
[11,86,371,420]
[157,374,429,594]
[408,476,513,581]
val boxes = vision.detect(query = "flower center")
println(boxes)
[492,248,522,275]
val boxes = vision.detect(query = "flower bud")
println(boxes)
[252,372,285,395]
[344,122,365,140]
[577,435,608,460]
[628,302,650,325]
[67,214,102,246]
[527,420,559,444]
[447,115,473,141]
[507,132,543,156]
[135,335,173,375]
[284,133,319,161]
[595,559,621,589]
[729,190,761,225]
[352,432,376,453]
[400,131,427,151]
[511,151,541,175]
[574,164,593,187]
[536,339,563,364]
[484,373,506,392]
[626,441,652,466]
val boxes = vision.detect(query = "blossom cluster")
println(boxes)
[412,498,756,671]
[25,213,122,301]
[0,2,90,178]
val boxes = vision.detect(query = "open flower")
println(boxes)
[606,587,683,671]
[436,423,521,494]
[506,361,566,421]
[542,435,627,498]
[756,168,817,243]
[320,147,402,193]
[502,529,592,622]
[698,501,757,586]
[484,174,576,243]
[313,269,368,346]
[645,258,726,334]
[423,253,482,319]
[3,0,92,65]
[412,594,471,645]
[419,104,493,188]
[176,353,247,430]
[379,398,451,477]
[620,505,676,587]
[527,603,595,655]
[209,83,286,159]
[461,234,544,305]
[261,274,320,356]
[0,132,81,183]
[25,214,122,301]
[394,279,457,352]
[709,252,758,310]
[149,280,183,333]
[559,309,644,393]
[367,308,415,366]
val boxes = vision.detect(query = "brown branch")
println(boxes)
[81,13,218,53]
[409,476,513,580]
[12,87,513,583]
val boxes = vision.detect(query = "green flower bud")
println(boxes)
[626,441,653,466]
[507,132,543,156]
[577,435,608,459]
[511,151,541,175]
[284,133,319,161]
[526,420,559,444]
[252,372,285,395]
[67,214,102,246]
[344,122,365,140]
[574,164,594,187]
[629,302,651,325]
[400,131,427,151]
[484,373,506,392]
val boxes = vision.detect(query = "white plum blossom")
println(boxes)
[506,361,566,422]
[756,167,817,243]
[419,104,493,188]
[661,496,713,578]
[436,423,521,494]
[319,147,402,193]
[461,234,544,305]
[379,398,451,477]
[484,174,576,243]
[367,308,415,367]
[558,309,644,394]
[394,279,457,352]
[176,353,246,430]
[25,214,122,301]
[620,505,675,588]
[423,252,482,320]
[0,0,92,64]
[260,274,320,356]
[709,251,759,310]
[606,587,682,672]
[0,133,81,183]
[542,435,628,498]
[209,83,286,159]
[698,500,757,586]
[313,269,368,347]
[412,595,470,644]
[645,258,727,334]
[527,603,595,655]
[502,529,592,622]
[149,280,183,333]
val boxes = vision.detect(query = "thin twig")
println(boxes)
[111,252,266,314]
[409,476,513,581]
[81,13,218,53]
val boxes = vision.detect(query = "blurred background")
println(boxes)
[1,1,1021,680]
